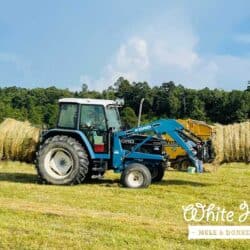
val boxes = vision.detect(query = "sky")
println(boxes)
[0,0,250,91]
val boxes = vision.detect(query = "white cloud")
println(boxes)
[116,38,149,70]
[153,42,200,71]
[80,9,250,91]
[80,37,150,91]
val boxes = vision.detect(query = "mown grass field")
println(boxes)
[0,162,249,250]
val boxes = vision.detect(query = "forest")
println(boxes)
[0,77,249,128]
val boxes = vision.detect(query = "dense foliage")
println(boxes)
[0,77,249,127]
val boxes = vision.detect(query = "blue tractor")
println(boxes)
[36,98,204,188]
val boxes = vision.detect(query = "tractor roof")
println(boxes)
[59,98,117,107]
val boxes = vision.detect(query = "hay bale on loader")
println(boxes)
[212,121,250,164]
[0,118,40,162]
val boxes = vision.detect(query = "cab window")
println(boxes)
[80,105,107,131]
[58,103,78,129]
[106,106,121,131]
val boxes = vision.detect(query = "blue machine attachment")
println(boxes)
[112,119,202,172]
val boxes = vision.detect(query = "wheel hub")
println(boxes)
[127,171,144,188]
[44,148,73,179]
[60,159,66,166]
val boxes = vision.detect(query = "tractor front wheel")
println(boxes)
[150,164,165,182]
[121,163,151,188]
[36,135,89,185]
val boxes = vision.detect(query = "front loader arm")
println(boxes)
[139,119,198,162]
[114,119,199,169]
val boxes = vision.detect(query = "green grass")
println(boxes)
[0,161,249,250]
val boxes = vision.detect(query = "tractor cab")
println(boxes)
[57,98,122,153]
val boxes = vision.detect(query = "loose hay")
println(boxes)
[0,118,40,162]
[212,121,250,164]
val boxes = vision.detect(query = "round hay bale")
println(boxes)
[0,118,41,162]
[212,121,250,164]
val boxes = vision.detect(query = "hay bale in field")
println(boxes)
[212,121,250,164]
[0,118,40,162]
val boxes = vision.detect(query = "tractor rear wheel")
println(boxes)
[121,163,151,188]
[36,135,89,185]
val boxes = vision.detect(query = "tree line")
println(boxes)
[0,77,249,127]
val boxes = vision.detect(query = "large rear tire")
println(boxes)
[36,135,89,185]
[121,163,151,188]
